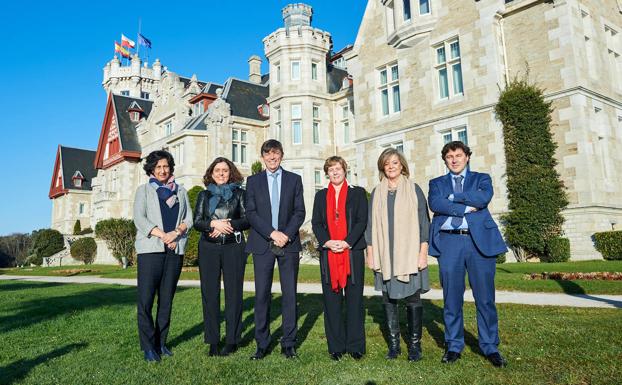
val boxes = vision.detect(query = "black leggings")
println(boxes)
[382,291,422,307]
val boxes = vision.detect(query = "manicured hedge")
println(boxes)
[543,237,570,263]
[593,231,622,260]
[70,237,97,264]
[95,219,136,265]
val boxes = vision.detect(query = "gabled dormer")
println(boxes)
[127,100,144,122]
[72,171,85,188]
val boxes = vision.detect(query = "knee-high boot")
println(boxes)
[406,305,423,362]
[384,302,401,359]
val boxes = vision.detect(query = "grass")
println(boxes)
[0,281,620,385]
[3,260,622,294]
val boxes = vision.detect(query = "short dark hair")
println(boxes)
[143,150,175,176]
[203,157,244,186]
[260,139,283,155]
[323,156,348,175]
[441,141,472,160]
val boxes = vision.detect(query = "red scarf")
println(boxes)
[326,181,350,292]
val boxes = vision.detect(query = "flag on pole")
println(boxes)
[121,34,135,49]
[115,41,131,58]
[138,33,152,49]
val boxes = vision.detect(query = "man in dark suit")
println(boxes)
[245,139,305,359]
[428,141,508,368]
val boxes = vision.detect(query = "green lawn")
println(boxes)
[0,281,620,385]
[3,259,622,294]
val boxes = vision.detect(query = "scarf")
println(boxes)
[371,175,420,282]
[206,182,240,215]
[149,175,178,208]
[326,180,350,292]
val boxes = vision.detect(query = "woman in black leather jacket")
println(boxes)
[194,157,249,357]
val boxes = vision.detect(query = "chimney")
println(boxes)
[248,55,262,84]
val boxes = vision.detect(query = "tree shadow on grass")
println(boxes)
[0,281,65,292]
[0,342,87,385]
[555,279,622,308]
[0,285,136,333]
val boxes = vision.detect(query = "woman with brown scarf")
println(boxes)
[312,156,368,361]
[365,148,430,362]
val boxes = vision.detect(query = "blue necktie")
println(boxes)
[271,173,280,230]
[451,175,464,229]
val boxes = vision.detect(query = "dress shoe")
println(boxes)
[143,350,161,362]
[281,346,298,359]
[250,347,268,360]
[486,352,507,368]
[159,345,173,357]
[329,352,343,361]
[441,350,461,364]
[208,344,219,357]
[349,352,364,360]
[220,344,237,357]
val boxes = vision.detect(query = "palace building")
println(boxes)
[49,1,622,262]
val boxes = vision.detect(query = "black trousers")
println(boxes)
[253,250,300,349]
[320,249,366,354]
[198,239,248,345]
[136,250,183,351]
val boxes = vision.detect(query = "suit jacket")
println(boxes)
[428,171,507,257]
[245,169,306,254]
[311,185,368,251]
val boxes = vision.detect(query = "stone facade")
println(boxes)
[347,0,622,260]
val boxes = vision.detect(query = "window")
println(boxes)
[141,91,150,99]
[419,0,430,15]
[164,120,173,136]
[343,122,350,144]
[172,143,185,166]
[232,129,248,164]
[274,105,282,140]
[79,203,85,215]
[403,0,411,21]
[120,90,129,96]
[73,178,82,188]
[194,102,204,116]
[291,60,300,81]
[312,105,320,144]
[381,141,404,153]
[130,111,140,122]
[275,62,281,83]
[291,104,302,144]
[313,105,320,119]
[442,126,468,145]
[435,38,463,100]
[314,169,324,192]
[311,62,318,80]
[341,104,350,143]
[378,63,401,116]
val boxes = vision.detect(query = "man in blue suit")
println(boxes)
[428,141,508,367]
[245,139,305,360]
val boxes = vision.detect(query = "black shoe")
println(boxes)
[250,347,268,360]
[349,352,364,360]
[281,346,298,359]
[384,302,401,360]
[441,350,461,364]
[208,344,219,357]
[159,345,173,357]
[486,352,507,368]
[329,352,343,361]
[143,350,161,362]
[220,344,237,357]
[406,305,423,362]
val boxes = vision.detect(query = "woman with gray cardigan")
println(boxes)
[366,148,430,362]
[133,150,193,362]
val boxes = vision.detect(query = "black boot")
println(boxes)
[384,302,401,359]
[406,305,423,362]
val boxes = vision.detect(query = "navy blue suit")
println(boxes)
[428,170,507,355]
[245,169,305,349]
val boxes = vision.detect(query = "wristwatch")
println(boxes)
[174,228,181,237]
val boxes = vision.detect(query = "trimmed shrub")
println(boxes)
[29,228,65,266]
[70,237,97,264]
[593,231,622,260]
[542,237,570,263]
[73,220,82,235]
[251,160,263,175]
[496,253,506,264]
[95,219,136,265]
[183,186,204,266]
[494,76,568,261]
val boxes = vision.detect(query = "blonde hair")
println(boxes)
[377,148,409,180]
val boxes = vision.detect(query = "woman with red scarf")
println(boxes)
[312,156,368,361]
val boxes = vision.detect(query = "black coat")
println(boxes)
[193,188,250,243]
[311,185,368,251]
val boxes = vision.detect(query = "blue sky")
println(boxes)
[0,1,366,236]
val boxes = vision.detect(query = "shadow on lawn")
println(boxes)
[0,285,136,333]
[0,281,65,292]
[0,342,87,385]
[556,279,622,308]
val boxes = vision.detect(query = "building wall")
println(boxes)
[51,191,93,234]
